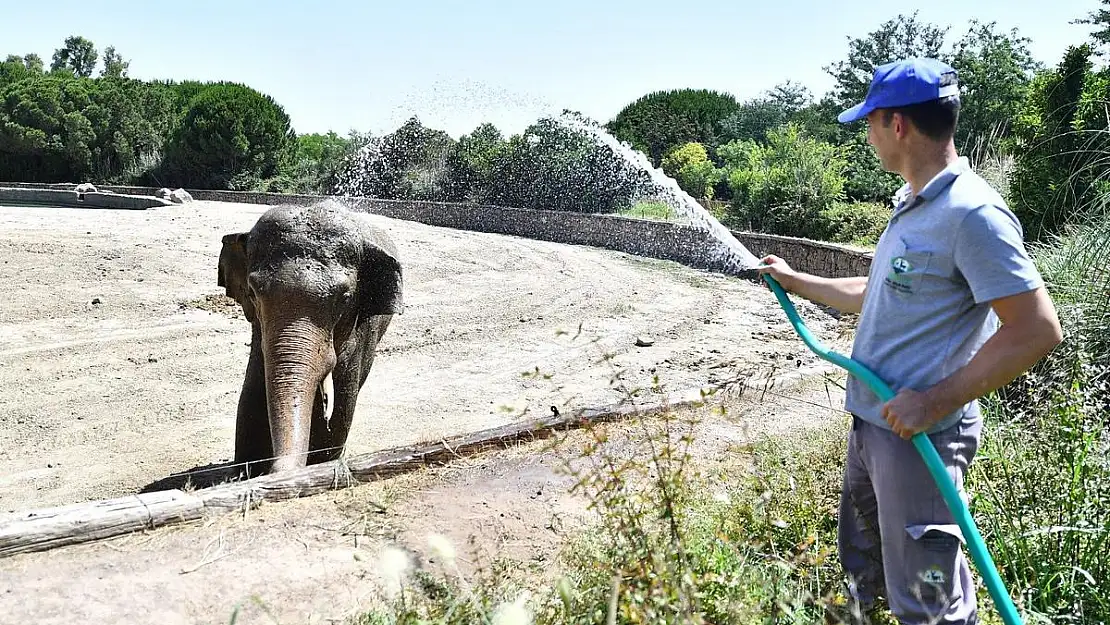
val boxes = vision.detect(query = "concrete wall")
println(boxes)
[0,187,173,210]
[0,182,874,279]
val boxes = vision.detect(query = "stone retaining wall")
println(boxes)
[0,182,874,279]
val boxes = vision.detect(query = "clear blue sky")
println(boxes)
[2,0,1101,139]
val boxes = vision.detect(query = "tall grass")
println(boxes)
[959,124,1110,621]
[968,213,1110,624]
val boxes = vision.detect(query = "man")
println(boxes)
[758,57,1062,624]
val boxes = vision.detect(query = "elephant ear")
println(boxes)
[218,232,256,321]
[359,236,404,318]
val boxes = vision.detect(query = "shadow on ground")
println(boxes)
[138,460,248,493]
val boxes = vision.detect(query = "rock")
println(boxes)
[155,188,172,200]
[634,336,654,347]
[169,188,194,203]
[74,183,97,194]
[91,297,102,305]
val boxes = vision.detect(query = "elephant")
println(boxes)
[217,200,403,476]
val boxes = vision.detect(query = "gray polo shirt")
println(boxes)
[845,156,1044,433]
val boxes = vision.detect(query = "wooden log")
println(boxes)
[0,384,721,559]
[0,490,204,557]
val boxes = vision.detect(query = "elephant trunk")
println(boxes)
[261,315,336,473]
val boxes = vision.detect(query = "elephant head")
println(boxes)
[218,201,403,474]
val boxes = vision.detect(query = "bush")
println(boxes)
[660,142,722,200]
[818,201,891,246]
[720,123,848,239]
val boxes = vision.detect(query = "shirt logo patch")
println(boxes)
[886,255,915,293]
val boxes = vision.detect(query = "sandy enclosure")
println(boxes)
[0,199,842,512]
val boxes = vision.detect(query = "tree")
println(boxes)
[24,54,43,74]
[333,116,456,200]
[949,20,1041,150]
[606,88,741,165]
[825,12,949,108]
[50,35,97,78]
[442,122,506,202]
[289,131,353,194]
[100,46,129,79]
[486,113,652,213]
[766,80,813,115]
[0,73,172,182]
[1073,0,1110,57]
[1009,45,1095,240]
[719,99,788,145]
[158,82,297,189]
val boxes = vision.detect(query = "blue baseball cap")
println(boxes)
[837,57,960,123]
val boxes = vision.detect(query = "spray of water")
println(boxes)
[555,114,764,273]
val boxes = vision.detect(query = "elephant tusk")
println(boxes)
[320,371,335,431]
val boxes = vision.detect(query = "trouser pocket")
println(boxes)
[902,524,969,616]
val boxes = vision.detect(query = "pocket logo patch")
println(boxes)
[886,256,915,293]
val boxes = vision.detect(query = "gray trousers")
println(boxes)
[838,414,982,625]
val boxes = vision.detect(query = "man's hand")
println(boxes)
[756,254,869,314]
[881,388,943,439]
[756,254,798,291]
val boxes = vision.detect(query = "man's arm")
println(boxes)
[757,255,868,314]
[928,287,1061,415]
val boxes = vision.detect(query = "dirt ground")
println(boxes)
[0,198,853,623]
[1,374,851,625]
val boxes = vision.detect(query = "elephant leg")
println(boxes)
[307,356,361,465]
[234,325,272,477]
[306,316,391,465]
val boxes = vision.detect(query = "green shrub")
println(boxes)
[719,123,848,239]
[660,142,722,200]
[818,201,891,246]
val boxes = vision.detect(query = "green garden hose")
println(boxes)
[761,273,1023,625]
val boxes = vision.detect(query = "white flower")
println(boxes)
[376,545,412,598]
[491,591,533,625]
[427,532,456,566]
